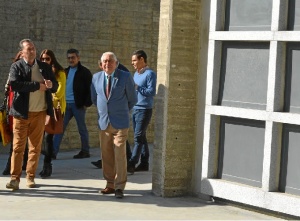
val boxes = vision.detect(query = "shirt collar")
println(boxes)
[23,58,37,67]
[70,66,78,70]
[138,66,149,74]
[105,71,115,78]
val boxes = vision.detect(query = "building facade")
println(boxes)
[154,0,300,217]
[1,0,300,217]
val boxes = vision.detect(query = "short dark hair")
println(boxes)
[132,49,147,63]
[67,48,79,56]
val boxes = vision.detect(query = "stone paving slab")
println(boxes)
[0,146,284,220]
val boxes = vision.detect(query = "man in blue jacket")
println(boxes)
[91,61,132,169]
[90,61,133,169]
[91,52,137,198]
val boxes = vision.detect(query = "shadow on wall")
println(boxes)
[152,83,167,197]
[153,83,167,151]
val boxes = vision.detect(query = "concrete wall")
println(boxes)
[0,0,160,150]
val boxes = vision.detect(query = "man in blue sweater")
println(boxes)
[127,50,157,175]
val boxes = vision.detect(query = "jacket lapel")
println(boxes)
[107,70,119,99]
[100,72,107,98]
[112,70,119,89]
[104,69,120,100]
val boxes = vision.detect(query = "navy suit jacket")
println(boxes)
[91,69,137,130]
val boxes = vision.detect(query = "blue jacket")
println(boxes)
[91,69,137,130]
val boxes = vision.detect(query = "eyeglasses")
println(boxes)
[41,57,51,62]
[67,56,76,60]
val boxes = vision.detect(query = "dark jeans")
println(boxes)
[129,109,152,166]
[53,103,90,155]
[43,133,53,164]
[126,140,132,162]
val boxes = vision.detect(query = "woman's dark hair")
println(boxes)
[39,49,65,77]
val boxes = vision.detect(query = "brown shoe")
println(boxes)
[100,187,115,194]
[6,179,19,190]
[26,177,36,188]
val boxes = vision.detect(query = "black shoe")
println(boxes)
[41,149,46,156]
[91,160,102,169]
[40,163,52,179]
[127,163,135,175]
[73,151,90,159]
[115,189,124,198]
[135,163,149,172]
[2,165,10,175]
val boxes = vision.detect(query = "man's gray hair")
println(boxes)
[101,52,118,62]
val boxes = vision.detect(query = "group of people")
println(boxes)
[3,38,157,199]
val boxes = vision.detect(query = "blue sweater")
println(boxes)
[133,67,157,109]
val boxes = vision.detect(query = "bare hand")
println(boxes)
[44,79,53,89]
[39,83,47,91]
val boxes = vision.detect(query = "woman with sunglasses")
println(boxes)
[39,49,66,178]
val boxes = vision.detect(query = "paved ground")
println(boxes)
[0,146,285,220]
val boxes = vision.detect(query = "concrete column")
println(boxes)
[152,0,173,196]
[153,0,210,197]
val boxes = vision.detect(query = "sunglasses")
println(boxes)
[41,57,51,62]
[67,56,77,60]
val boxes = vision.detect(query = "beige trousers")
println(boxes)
[100,124,128,190]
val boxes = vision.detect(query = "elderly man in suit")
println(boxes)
[91,52,137,198]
